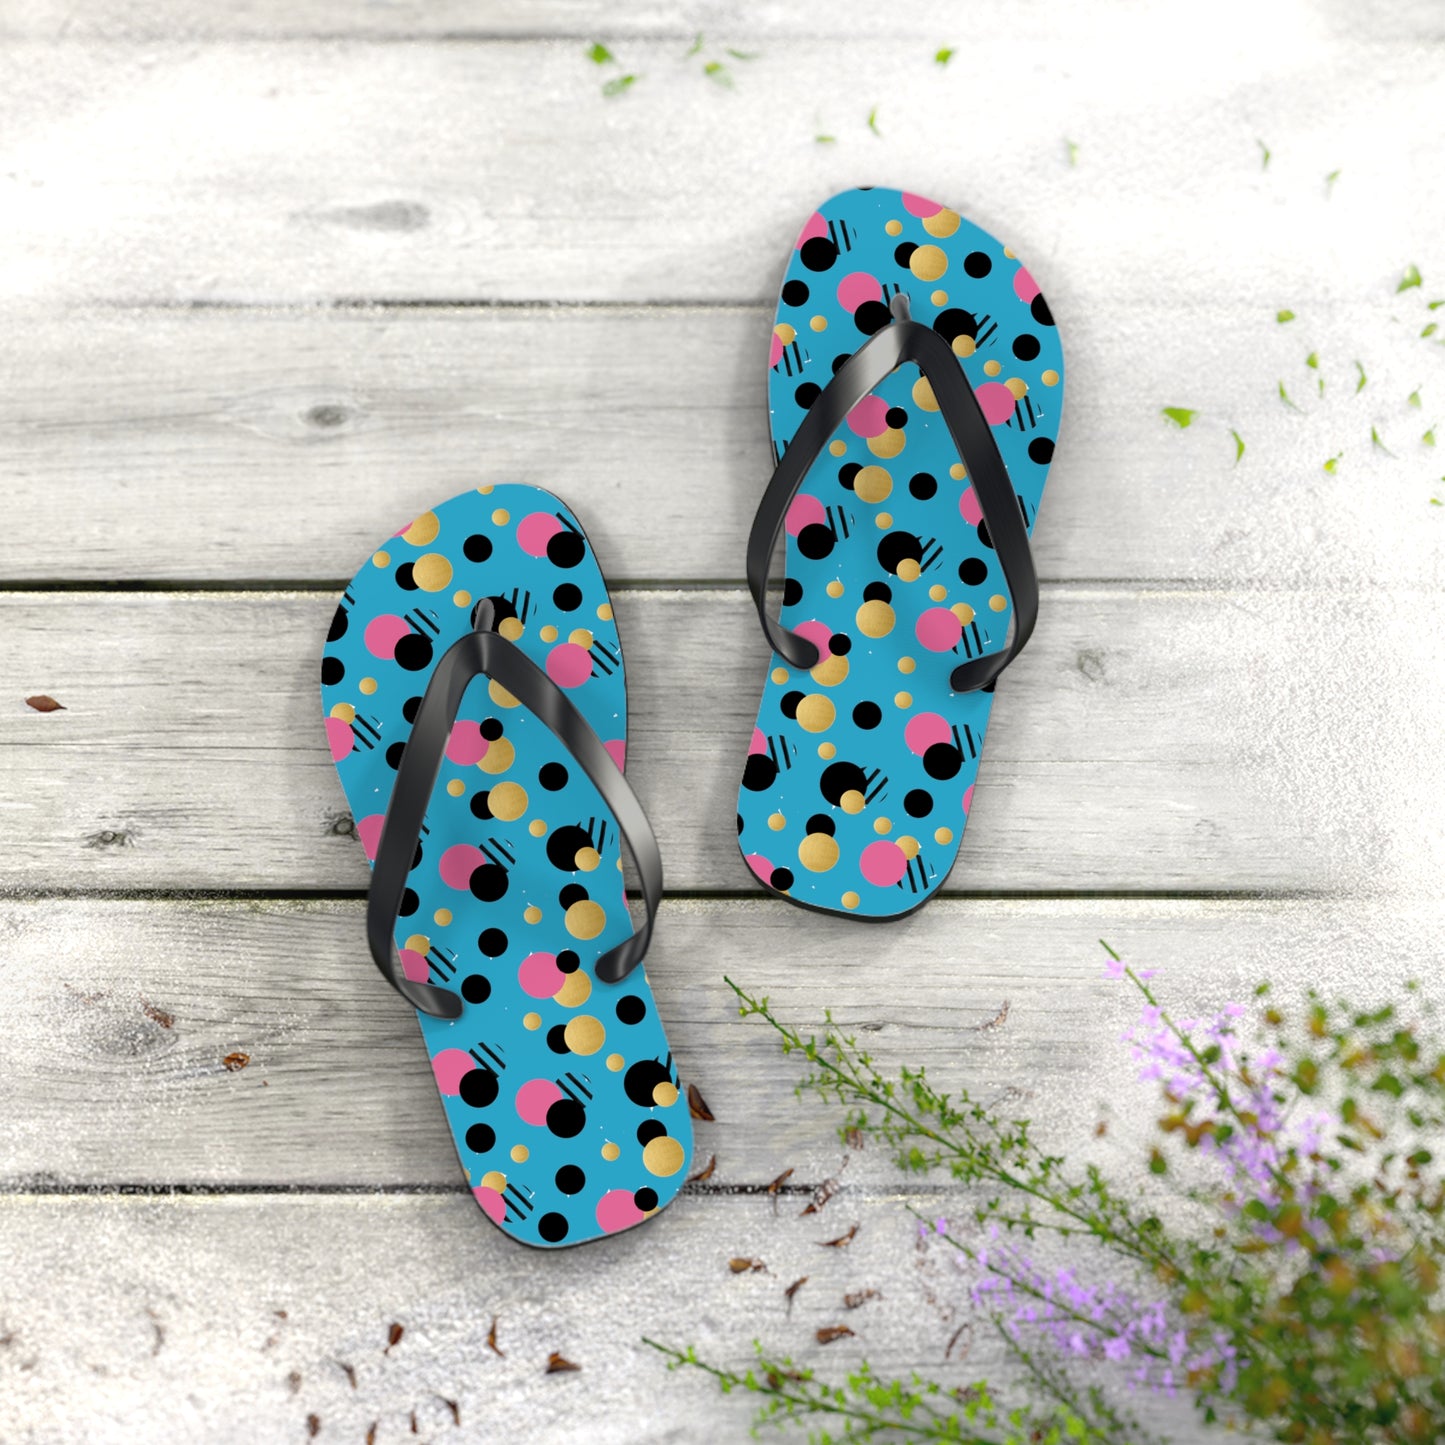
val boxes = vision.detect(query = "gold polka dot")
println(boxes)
[952,602,975,625]
[796,694,836,732]
[491,508,510,526]
[477,484,494,494]
[931,289,948,306]
[498,615,524,642]
[524,905,543,925]
[1042,369,1060,387]
[810,315,828,332]
[404,933,430,956]
[990,594,1008,612]
[909,244,948,281]
[952,336,976,358]
[569,628,594,649]
[575,846,601,872]
[652,1081,679,1107]
[402,511,440,546]
[867,427,906,459]
[602,1141,620,1161]
[774,321,796,344]
[818,742,836,759]
[605,1053,624,1072]
[912,377,939,412]
[856,599,896,638]
[413,553,453,592]
[949,463,967,481]
[828,439,847,457]
[897,834,921,860]
[874,817,893,835]
[934,827,954,845]
[983,359,1002,377]
[564,1014,605,1055]
[929,584,948,602]
[529,819,547,837]
[372,550,390,568]
[510,1144,529,1163]
[898,656,916,674]
[826,580,845,598]
[480,1170,507,1193]
[488,680,521,709]
[922,208,961,238]
[768,813,786,831]
[885,218,903,236]
[523,1012,542,1031]
[771,667,789,685]
[330,702,355,722]
[433,908,452,927]
[488,781,528,820]
[875,511,893,529]
[895,690,913,709]
[799,832,840,872]
[1004,246,1016,259]
[642,1136,685,1178]
[453,589,472,608]
[842,891,861,910]
[840,789,866,815]
[359,677,377,695]
[897,558,921,583]
[597,602,614,621]
[540,624,559,643]
[478,736,515,774]
[1005,376,1028,400]
[555,971,592,1009]
[810,653,849,687]
[854,465,893,504]
[565,900,606,941]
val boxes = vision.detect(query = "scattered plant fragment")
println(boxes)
[1161,406,1196,429]
[222,1052,251,1072]
[815,1326,855,1345]
[819,1224,858,1249]
[687,1083,715,1121]
[384,1323,404,1355]
[546,1353,582,1374]
[24,695,64,712]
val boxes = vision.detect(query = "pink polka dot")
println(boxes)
[902,191,944,217]
[860,839,908,887]
[547,642,592,689]
[1013,266,1041,304]
[364,614,411,660]
[796,211,828,246]
[325,716,354,762]
[445,719,489,766]
[959,487,982,526]
[473,1185,507,1225]
[792,619,834,659]
[400,948,430,983]
[916,607,963,652]
[769,332,785,368]
[439,844,487,891]
[518,951,565,999]
[604,739,626,772]
[516,510,563,558]
[596,1188,646,1234]
[905,712,952,756]
[975,382,1017,426]
[846,394,890,438]
[962,785,975,814]
[748,728,768,756]
[515,1077,563,1127]
[744,853,775,884]
[356,813,385,860]
[431,1048,475,1095]
[836,271,882,312]
[785,492,826,537]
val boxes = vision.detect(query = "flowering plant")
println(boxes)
[652,948,1445,1442]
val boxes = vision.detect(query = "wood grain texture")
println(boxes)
[5,304,1441,589]
[8,586,1443,895]
[0,895,1436,1191]
[0,30,1439,307]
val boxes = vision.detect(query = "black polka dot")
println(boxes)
[465,1122,495,1154]
[800,236,839,272]
[797,523,836,561]
[475,594,517,630]
[933,308,979,345]
[463,534,492,563]
[393,633,433,672]
[781,278,810,306]
[830,352,853,374]
[393,562,417,591]
[628,1081,668,1125]
[1028,437,1055,465]
[553,583,582,611]
[770,866,795,891]
[546,530,586,569]
[537,1212,569,1243]
[909,472,938,501]
[321,655,344,686]
[742,753,779,792]
[904,788,934,817]
[636,1118,666,1146]
[398,887,419,918]
[893,242,917,268]
[820,760,868,805]
[853,700,882,729]
[885,406,907,429]
[539,762,568,791]
[806,813,836,837]
[616,994,646,1025]
[1031,294,1055,327]
[783,577,803,608]
[478,928,508,958]
[977,519,994,550]
[401,695,423,723]
[838,462,861,491]
[795,381,821,410]
[328,605,348,642]
[480,717,504,741]
[633,1187,658,1211]
[854,300,891,335]
[460,1068,499,1109]
[780,690,804,720]
[461,973,492,1004]
[555,1164,586,1195]
[547,1099,586,1138]
[413,840,424,869]
[862,581,893,603]
[963,251,992,278]
[924,743,963,780]
[547,1024,570,1054]
[470,790,493,820]
[385,741,407,771]
[556,949,580,975]
[1012,333,1041,361]
[469,864,509,902]
[547,825,593,873]
[829,632,851,656]
[959,557,989,586]
[558,883,588,909]
[877,531,923,575]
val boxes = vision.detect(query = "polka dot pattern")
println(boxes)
[323,485,691,1246]
[739,188,1065,919]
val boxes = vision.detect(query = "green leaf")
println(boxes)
[1425,429,1437,448]
[1422,322,1439,339]
[1278,380,1302,411]
[1305,351,1319,369]
[1372,424,1394,455]
[703,60,733,86]
[1161,406,1197,429]
[1432,497,1443,506]
[867,106,881,135]
[814,134,836,145]
[1065,138,1080,168]
[1257,138,1271,170]
[1325,168,1342,196]
[684,32,703,57]
[1149,1148,1168,1175]
[587,42,614,64]
[1409,387,1423,408]
[601,73,637,97]
[1399,263,1423,292]
[1276,309,1295,323]
[1354,360,1368,393]
[725,47,758,60]
[1324,453,1342,474]
[934,46,954,65]
[1231,429,1246,465]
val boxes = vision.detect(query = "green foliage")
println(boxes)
[1161,406,1196,429]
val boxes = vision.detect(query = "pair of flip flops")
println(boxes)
[320,187,1065,1248]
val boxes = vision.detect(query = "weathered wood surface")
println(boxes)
[8,586,1443,895]
[0,896,1436,1191]
[4,304,1440,588]
[0,35,1439,308]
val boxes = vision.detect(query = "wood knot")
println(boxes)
[304,403,351,430]
[84,827,135,849]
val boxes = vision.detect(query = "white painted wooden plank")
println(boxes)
[0,31,1438,306]
[0,1190,1221,1445]
[8,587,1444,894]
[4,304,1438,588]
[1,896,1437,1190]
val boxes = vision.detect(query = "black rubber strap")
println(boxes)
[366,600,663,1018]
[747,294,1039,693]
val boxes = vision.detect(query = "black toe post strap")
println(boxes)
[745,293,1040,694]
[366,600,664,1019]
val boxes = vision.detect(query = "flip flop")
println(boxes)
[322,485,692,1247]
[737,187,1065,920]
